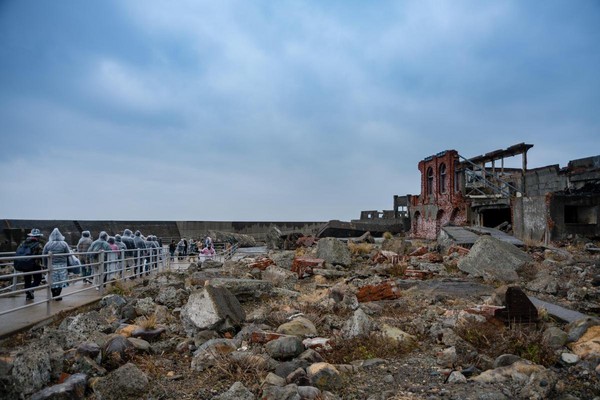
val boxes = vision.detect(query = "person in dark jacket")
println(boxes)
[121,229,136,277]
[16,228,45,301]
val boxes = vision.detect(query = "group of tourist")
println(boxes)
[14,227,165,302]
[170,236,215,261]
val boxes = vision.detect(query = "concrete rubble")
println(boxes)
[1,234,599,399]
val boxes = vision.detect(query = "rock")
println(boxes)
[380,324,417,348]
[493,354,522,368]
[263,265,298,286]
[131,327,166,342]
[265,336,305,361]
[266,226,284,250]
[100,294,127,309]
[276,317,318,338]
[298,348,325,364]
[436,346,457,368]
[447,371,467,383]
[102,334,135,369]
[286,367,310,385]
[191,339,238,371]
[261,384,302,400]
[570,325,600,359]
[270,251,296,270]
[566,317,600,343]
[316,238,352,267]
[472,360,556,399]
[457,236,531,283]
[213,381,255,400]
[30,373,87,400]
[543,326,568,349]
[202,260,224,269]
[58,311,112,347]
[127,338,152,353]
[206,230,257,247]
[306,362,342,391]
[297,385,322,399]
[155,286,188,308]
[264,371,287,386]
[10,341,64,397]
[208,278,274,302]
[342,308,375,339]
[180,284,246,336]
[381,237,406,255]
[526,271,559,294]
[560,352,580,365]
[77,342,101,359]
[134,297,156,316]
[91,362,149,399]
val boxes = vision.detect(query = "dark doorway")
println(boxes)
[481,208,511,228]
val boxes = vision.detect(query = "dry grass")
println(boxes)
[106,280,133,296]
[455,321,558,367]
[201,351,268,393]
[136,314,157,330]
[348,242,374,256]
[383,231,394,240]
[324,333,415,364]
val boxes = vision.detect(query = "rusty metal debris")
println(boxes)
[248,258,275,271]
[356,280,402,302]
[291,257,325,279]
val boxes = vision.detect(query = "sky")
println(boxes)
[1,1,599,222]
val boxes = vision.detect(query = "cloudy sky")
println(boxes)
[1,1,599,221]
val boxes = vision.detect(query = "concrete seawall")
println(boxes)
[1,219,325,246]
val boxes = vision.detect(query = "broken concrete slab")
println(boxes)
[457,235,531,283]
[316,238,351,267]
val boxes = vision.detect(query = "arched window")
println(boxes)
[439,163,447,194]
[427,167,434,196]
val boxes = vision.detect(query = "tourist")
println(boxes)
[42,228,70,300]
[106,237,120,281]
[145,234,158,273]
[88,231,112,285]
[76,231,93,283]
[114,234,128,277]
[133,230,147,277]
[177,238,185,260]
[169,240,176,260]
[121,229,136,276]
[14,228,45,301]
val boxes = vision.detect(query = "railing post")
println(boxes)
[99,251,105,296]
[46,252,53,315]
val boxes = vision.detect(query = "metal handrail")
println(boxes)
[458,154,521,197]
[0,247,168,317]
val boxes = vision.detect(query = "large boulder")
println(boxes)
[209,278,274,302]
[213,381,255,400]
[276,317,318,338]
[207,230,257,247]
[457,236,531,283]
[180,284,246,336]
[316,238,351,267]
[9,341,64,397]
[91,362,149,400]
[342,308,374,339]
[58,311,113,348]
[265,336,305,361]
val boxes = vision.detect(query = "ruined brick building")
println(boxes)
[408,143,600,242]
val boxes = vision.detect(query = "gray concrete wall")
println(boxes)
[549,194,600,240]
[525,166,567,196]
[2,219,325,247]
[512,196,548,243]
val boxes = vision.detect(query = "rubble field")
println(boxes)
[1,234,599,400]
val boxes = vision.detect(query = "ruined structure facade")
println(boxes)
[409,143,600,242]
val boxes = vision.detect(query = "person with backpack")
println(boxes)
[42,228,71,300]
[14,228,45,301]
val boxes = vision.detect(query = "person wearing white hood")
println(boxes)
[42,228,71,300]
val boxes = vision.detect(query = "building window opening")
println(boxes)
[481,207,512,228]
[565,205,598,224]
[439,163,447,194]
[427,167,434,196]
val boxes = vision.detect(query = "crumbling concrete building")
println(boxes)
[409,143,600,242]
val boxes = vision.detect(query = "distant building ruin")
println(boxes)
[407,143,600,242]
